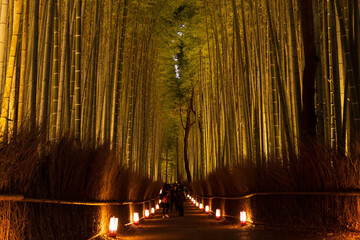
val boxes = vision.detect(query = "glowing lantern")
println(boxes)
[205,205,210,213]
[133,212,140,225]
[215,209,221,220]
[159,199,162,204]
[200,203,203,209]
[240,211,247,225]
[187,194,190,198]
[145,209,150,219]
[109,216,118,237]
[196,202,199,207]
[156,204,159,210]
[151,207,155,215]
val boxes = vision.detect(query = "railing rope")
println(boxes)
[190,191,360,228]
[196,191,360,200]
[0,194,158,206]
[0,194,24,201]
[0,194,160,238]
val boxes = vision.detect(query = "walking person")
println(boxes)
[176,185,186,216]
[160,188,170,218]
[170,184,176,211]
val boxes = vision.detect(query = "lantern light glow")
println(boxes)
[145,209,150,219]
[200,203,203,209]
[109,216,118,237]
[156,204,159,210]
[205,205,210,213]
[151,207,155,214]
[240,211,247,225]
[215,209,221,220]
[133,212,140,225]
[196,202,199,207]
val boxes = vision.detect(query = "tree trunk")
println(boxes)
[39,0,54,140]
[50,0,59,141]
[300,0,318,140]
[74,0,81,140]
[56,0,70,138]
[30,0,39,131]
[0,0,8,99]
[112,0,129,149]
[183,90,195,183]
[18,0,29,130]
[0,0,22,142]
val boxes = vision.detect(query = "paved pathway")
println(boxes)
[119,200,352,240]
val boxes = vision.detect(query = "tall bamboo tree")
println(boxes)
[0,0,22,142]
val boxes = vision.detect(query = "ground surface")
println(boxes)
[119,200,360,240]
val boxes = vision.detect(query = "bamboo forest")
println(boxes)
[1,0,360,239]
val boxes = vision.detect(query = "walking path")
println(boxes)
[119,200,336,240]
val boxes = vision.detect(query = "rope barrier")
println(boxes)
[3,192,357,204]
[0,193,160,232]
[195,191,360,200]
[0,194,158,206]
[190,192,360,227]
[0,194,24,201]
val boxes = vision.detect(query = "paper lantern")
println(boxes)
[240,211,247,226]
[159,199,162,204]
[196,202,199,207]
[199,203,203,209]
[151,207,155,215]
[145,209,150,219]
[215,209,221,220]
[109,216,118,237]
[205,205,210,213]
[133,212,140,225]
[156,204,159,210]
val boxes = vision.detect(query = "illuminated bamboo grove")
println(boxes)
[0,0,359,182]
[0,0,185,180]
[173,0,360,181]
